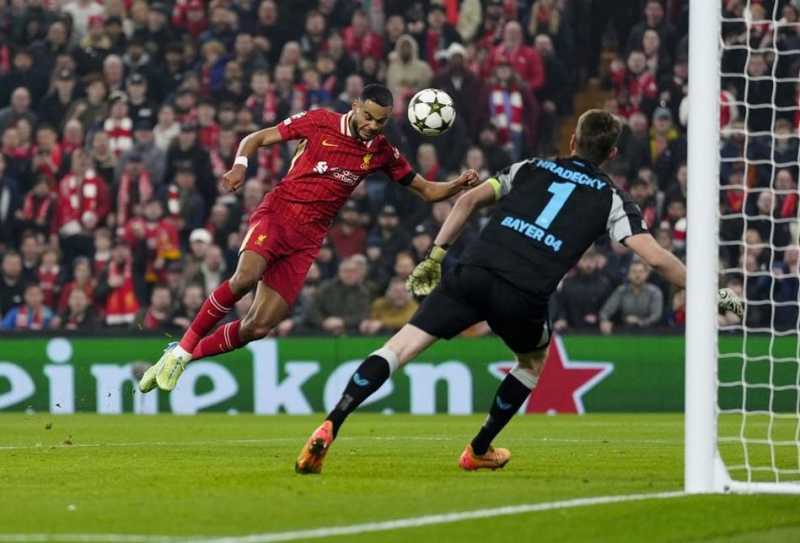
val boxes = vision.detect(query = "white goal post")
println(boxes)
[686,0,800,494]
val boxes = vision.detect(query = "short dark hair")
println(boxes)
[361,84,394,108]
[575,109,621,165]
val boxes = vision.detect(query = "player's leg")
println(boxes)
[460,346,547,471]
[295,324,439,474]
[155,247,308,391]
[190,281,289,359]
[326,323,437,436]
[460,307,551,471]
[296,266,482,474]
[139,249,266,392]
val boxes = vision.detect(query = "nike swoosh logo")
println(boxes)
[321,139,338,147]
[496,397,513,410]
[353,372,370,387]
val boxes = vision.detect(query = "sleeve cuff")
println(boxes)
[397,171,415,186]
[486,177,502,200]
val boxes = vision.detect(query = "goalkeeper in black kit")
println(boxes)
[295,109,744,474]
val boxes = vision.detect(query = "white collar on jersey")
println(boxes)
[340,111,375,148]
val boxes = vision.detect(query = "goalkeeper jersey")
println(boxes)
[461,156,648,302]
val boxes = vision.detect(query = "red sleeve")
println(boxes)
[382,145,414,185]
[276,110,322,141]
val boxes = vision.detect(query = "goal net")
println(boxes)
[687,0,800,494]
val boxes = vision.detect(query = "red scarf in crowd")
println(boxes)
[58,281,94,313]
[117,170,153,226]
[14,306,46,330]
[245,89,279,126]
[166,184,181,218]
[142,309,166,330]
[210,149,228,179]
[104,117,133,157]
[0,43,10,74]
[122,218,181,283]
[94,252,110,276]
[490,86,524,145]
[199,123,220,151]
[57,169,109,231]
[104,259,139,325]
[258,145,283,182]
[22,193,55,224]
[37,264,60,308]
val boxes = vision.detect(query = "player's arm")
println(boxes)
[625,233,744,319]
[625,233,686,288]
[406,169,480,202]
[222,126,284,192]
[405,180,497,297]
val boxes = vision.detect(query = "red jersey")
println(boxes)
[266,109,414,243]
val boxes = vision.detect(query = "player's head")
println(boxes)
[571,109,621,165]
[351,84,393,140]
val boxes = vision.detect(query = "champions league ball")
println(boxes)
[407,88,456,136]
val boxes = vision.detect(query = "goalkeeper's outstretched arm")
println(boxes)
[625,233,744,319]
[625,233,686,289]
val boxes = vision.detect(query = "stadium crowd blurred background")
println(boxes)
[0,0,792,337]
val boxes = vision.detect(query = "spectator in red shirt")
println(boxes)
[478,56,541,161]
[342,9,383,63]
[18,175,56,238]
[329,201,367,259]
[115,153,153,231]
[37,247,62,309]
[172,0,208,39]
[610,50,658,118]
[122,199,181,286]
[483,21,545,93]
[196,101,220,151]
[57,256,95,314]
[423,5,462,70]
[104,92,134,157]
[56,148,110,234]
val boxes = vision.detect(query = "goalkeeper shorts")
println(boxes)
[410,264,551,354]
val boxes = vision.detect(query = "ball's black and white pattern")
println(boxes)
[407,88,456,136]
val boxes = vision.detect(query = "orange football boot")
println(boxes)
[295,420,334,474]
[458,444,511,471]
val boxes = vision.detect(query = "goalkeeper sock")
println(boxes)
[326,348,398,438]
[180,281,241,353]
[191,320,245,360]
[471,365,538,455]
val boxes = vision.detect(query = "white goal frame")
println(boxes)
[685,0,800,494]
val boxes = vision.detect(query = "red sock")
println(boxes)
[191,320,245,360]
[179,281,240,352]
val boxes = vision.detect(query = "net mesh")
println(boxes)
[718,0,800,484]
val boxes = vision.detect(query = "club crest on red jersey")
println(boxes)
[361,153,373,169]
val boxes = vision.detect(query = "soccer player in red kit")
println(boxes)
[138,84,479,392]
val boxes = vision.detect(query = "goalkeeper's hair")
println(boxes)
[575,109,622,165]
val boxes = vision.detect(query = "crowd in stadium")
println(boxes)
[0,0,792,336]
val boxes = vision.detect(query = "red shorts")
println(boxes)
[240,209,320,306]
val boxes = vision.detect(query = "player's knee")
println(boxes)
[229,268,259,295]
[239,315,273,341]
[515,350,546,374]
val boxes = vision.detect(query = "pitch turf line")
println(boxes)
[0,491,685,543]
[0,435,678,451]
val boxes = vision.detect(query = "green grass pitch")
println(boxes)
[1,413,799,543]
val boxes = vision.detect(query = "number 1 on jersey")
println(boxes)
[535,182,576,229]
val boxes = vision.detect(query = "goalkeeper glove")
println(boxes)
[718,288,744,320]
[406,245,447,298]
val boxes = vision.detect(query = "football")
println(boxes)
[407,88,456,136]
